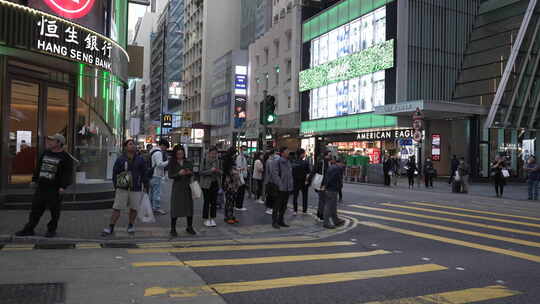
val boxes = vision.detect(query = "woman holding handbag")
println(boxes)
[168,145,196,236]
[491,155,507,198]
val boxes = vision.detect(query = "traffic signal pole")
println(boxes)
[262,90,268,154]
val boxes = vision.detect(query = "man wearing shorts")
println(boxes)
[102,139,148,236]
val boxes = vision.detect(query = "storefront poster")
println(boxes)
[16,131,32,153]
[432,134,441,161]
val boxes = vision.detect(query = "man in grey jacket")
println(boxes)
[267,147,294,229]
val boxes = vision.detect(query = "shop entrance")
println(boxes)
[4,77,71,187]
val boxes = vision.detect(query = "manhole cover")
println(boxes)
[0,283,65,304]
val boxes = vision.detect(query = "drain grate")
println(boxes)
[0,283,65,304]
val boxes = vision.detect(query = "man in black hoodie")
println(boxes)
[15,134,74,238]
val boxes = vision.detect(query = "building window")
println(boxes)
[288,96,291,109]
[286,31,292,50]
[265,74,269,90]
[286,59,292,79]
[274,40,280,58]
[275,71,279,86]
[256,55,260,67]
[256,77,260,94]
[264,48,269,65]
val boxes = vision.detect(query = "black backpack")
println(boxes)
[145,150,163,180]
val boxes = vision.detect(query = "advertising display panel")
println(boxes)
[28,0,106,34]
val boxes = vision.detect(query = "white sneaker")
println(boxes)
[210,219,217,227]
[265,209,273,215]
[293,212,298,216]
[236,207,248,211]
[256,199,265,204]
[127,225,135,234]
[204,220,212,227]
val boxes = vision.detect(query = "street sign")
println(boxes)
[412,107,424,143]
[162,114,173,129]
[182,113,192,128]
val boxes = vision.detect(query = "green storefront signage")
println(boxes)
[299,39,394,92]
[300,113,397,134]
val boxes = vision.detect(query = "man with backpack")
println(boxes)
[148,140,170,215]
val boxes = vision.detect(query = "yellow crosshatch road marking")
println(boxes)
[407,202,540,221]
[358,221,540,263]
[128,241,355,254]
[132,250,391,268]
[341,209,540,248]
[349,205,540,237]
[145,264,447,297]
[2,244,34,251]
[363,285,521,304]
[382,203,540,228]
[136,236,317,248]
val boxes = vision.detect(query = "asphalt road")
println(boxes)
[1,183,539,303]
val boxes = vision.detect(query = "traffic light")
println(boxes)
[260,95,276,125]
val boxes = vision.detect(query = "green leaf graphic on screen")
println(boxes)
[299,39,394,92]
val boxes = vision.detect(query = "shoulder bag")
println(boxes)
[116,161,132,190]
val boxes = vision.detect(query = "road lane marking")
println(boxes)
[382,203,540,228]
[136,236,317,249]
[349,205,540,237]
[128,241,355,254]
[358,221,540,263]
[340,209,540,248]
[1,244,35,251]
[145,286,217,298]
[132,250,391,268]
[407,202,540,221]
[363,285,521,304]
[75,243,101,249]
[144,264,447,296]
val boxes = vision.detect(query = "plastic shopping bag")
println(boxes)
[138,193,156,223]
[311,174,324,190]
[190,181,202,200]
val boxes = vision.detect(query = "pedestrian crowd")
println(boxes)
[15,137,346,238]
[15,133,540,239]
[381,153,540,200]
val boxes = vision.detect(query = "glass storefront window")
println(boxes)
[75,65,125,183]
[7,80,39,184]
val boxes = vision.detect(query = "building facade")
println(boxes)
[0,0,129,205]
[149,0,185,134]
[301,0,540,181]
[209,50,249,148]
[182,0,204,124]
[247,0,303,150]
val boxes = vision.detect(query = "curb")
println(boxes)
[0,210,357,250]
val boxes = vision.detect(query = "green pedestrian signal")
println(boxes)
[260,95,276,125]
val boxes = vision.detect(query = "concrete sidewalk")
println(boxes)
[349,176,534,201]
[0,189,353,244]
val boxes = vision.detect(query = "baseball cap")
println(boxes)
[47,133,66,145]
